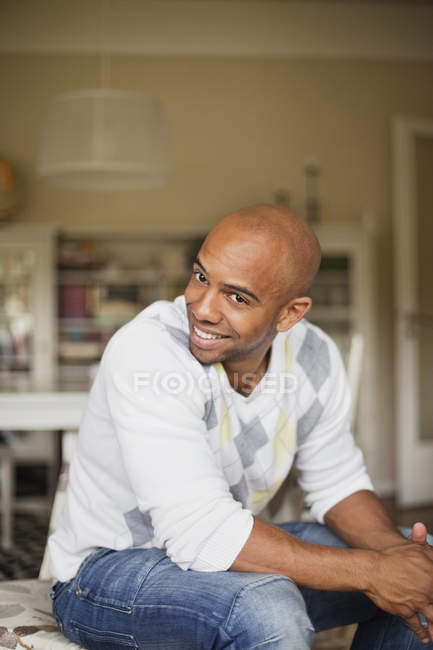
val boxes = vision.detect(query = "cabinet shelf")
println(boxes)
[58,270,162,286]
[59,317,137,329]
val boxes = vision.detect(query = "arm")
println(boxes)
[230,502,433,644]
[230,513,376,592]
[230,492,433,644]
[103,321,253,572]
[324,489,408,550]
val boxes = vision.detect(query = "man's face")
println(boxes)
[184,226,287,367]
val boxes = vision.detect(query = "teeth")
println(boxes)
[194,325,223,340]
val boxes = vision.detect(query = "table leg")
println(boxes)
[0,448,13,549]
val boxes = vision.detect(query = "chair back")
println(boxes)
[38,430,78,580]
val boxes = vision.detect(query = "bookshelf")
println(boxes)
[56,233,202,390]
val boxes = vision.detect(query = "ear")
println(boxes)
[276,296,312,332]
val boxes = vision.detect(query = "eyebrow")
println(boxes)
[194,257,261,304]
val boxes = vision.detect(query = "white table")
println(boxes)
[0,392,88,548]
[0,392,88,431]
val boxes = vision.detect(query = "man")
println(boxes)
[49,204,433,649]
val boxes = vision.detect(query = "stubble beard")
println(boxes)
[189,330,275,368]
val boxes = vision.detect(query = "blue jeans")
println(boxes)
[50,523,433,649]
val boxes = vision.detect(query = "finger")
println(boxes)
[405,613,431,644]
[419,610,433,643]
[411,522,428,545]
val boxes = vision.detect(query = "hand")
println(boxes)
[365,541,433,644]
[411,522,433,564]
[410,522,433,642]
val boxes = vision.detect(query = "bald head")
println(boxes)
[207,204,321,300]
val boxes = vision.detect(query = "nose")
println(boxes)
[193,289,221,324]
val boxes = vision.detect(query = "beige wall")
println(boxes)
[2,55,433,231]
[1,53,433,488]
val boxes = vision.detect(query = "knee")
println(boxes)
[223,575,314,649]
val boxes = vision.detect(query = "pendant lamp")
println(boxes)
[37,89,171,191]
[37,1,170,191]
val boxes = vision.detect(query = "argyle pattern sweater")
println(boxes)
[49,296,373,582]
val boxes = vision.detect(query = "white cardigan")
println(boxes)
[49,296,373,582]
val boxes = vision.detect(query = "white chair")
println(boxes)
[0,430,61,551]
[0,391,88,556]
[0,431,84,650]
[346,332,364,431]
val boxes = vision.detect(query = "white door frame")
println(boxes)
[392,116,433,507]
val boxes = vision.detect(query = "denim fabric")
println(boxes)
[50,523,433,650]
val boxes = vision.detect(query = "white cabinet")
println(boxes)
[0,226,57,391]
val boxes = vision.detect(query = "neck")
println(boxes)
[223,349,271,396]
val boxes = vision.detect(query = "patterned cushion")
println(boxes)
[0,579,82,649]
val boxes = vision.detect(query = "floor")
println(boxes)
[0,466,50,580]
[382,496,433,531]
[0,511,49,580]
[1,469,433,650]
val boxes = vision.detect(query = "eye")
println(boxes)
[193,270,207,283]
[229,293,247,305]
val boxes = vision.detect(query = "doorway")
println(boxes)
[393,117,433,506]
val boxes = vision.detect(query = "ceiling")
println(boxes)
[1,0,433,59]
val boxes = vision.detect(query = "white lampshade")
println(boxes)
[37,89,171,191]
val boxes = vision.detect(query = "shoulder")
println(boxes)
[102,296,196,370]
[285,321,350,443]
[285,319,343,394]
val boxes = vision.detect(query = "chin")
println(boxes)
[189,342,226,365]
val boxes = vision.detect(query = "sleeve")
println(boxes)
[295,336,374,523]
[102,322,253,572]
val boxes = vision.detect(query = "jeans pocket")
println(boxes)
[75,546,167,613]
[70,620,137,650]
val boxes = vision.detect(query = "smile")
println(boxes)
[193,325,225,340]
[189,323,229,351]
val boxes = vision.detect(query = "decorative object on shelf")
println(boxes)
[36,1,171,191]
[0,158,22,220]
[304,159,321,225]
[274,188,291,210]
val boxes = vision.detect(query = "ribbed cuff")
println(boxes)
[191,509,254,572]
